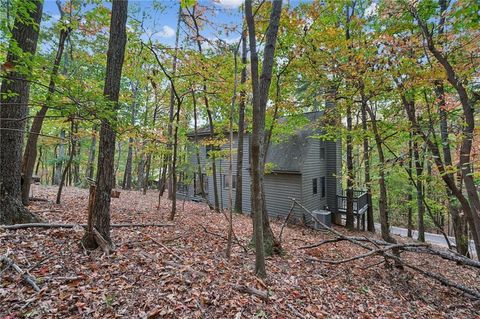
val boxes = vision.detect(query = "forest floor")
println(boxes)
[1,186,479,318]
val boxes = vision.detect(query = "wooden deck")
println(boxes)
[336,190,369,230]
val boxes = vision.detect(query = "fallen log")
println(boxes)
[1,255,40,292]
[1,222,175,230]
[233,284,269,301]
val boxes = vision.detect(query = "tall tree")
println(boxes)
[82,0,128,249]
[22,1,72,205]
[234,29,247,214]
[0,0,43,224]
[245,0,283,278]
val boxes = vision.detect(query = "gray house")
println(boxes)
[178,111,367,228]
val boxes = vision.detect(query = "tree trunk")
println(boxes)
[413,139,425,242]
[0,0,43,224]
[435,83,469,255]
[234,29,247,214]
[407,135,414,238]
[53,130,65,185]
[82,0,128,249]
[21,26,70,205]
[123,137,133,189]
[166,4,182,201]
[189,4,220,212]
[346,102,354,230]
[86,126,97,181]
[402,94,480,258]
[410,6,480,258]
[365,105,395,244]
[360,93,375,232]
[136,150,145,191]
[245,0,283,277]
[56,122,76,204]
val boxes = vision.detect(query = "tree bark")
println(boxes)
[188,4,220,212]
[82,0,128,249]
[21,25,70,205]
[0,0,43,224]
[413,139,425,242]
[245,0,283,277]
[234,29,247,214]
[56,121,76,204]
[86,126,97,181]
[122,84,137,190]
[360,92,375,232]
[53,130,65,185]
[365,105,395,244]
[166,4,182,201]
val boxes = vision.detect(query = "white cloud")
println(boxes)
[215,0,244,9]
[158,25,175,38]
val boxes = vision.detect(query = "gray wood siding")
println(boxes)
[263,173,303,221]
[325,139,342,213]
[301,138,327,224]
[183,127,342,225]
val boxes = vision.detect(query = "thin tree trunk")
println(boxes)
[410,6,480,258]
[365,105,395,244]
[413,139,425,242]
[360,93,374,232]
[245,0,283,277]
[21,25,70,204]
[0,0,43,224]
[86,126,97,181]
[234,29,247,214]
[166,4,182,201]
[188,5,221,212]
[407,134,414,238]
[54,130,65,185]
[82,0,128,249]
[56,122,76,204]
[346,102,354,230]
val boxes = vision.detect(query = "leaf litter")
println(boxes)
[1,185,479,318]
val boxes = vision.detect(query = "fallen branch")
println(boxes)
[1,255,41,292]
[233,284,268,301]
[28,197,49,202]
[288,197,480,300]
[198,223,248,253]
[278,201,296,246]
[146,235,183,260]
[1,222,175,230]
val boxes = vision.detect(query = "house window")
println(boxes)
[223,174,237,189]
[321,176,326,198]
[312,178,318,194]
[320,147,325,160]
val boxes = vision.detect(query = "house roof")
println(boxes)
[266,111,323,173]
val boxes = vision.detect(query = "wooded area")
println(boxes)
[1,0,479,317]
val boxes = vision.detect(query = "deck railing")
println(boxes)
[337,190,368,214]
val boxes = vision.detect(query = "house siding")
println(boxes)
[301,138,328,225]
[182,118,342,227]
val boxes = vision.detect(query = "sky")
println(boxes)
[42,0,248,47]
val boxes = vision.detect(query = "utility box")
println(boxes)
[312,209,331,230]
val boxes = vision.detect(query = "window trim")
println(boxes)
[321,176,326,198]
[223,174,236,190]
[320,147,325,160]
